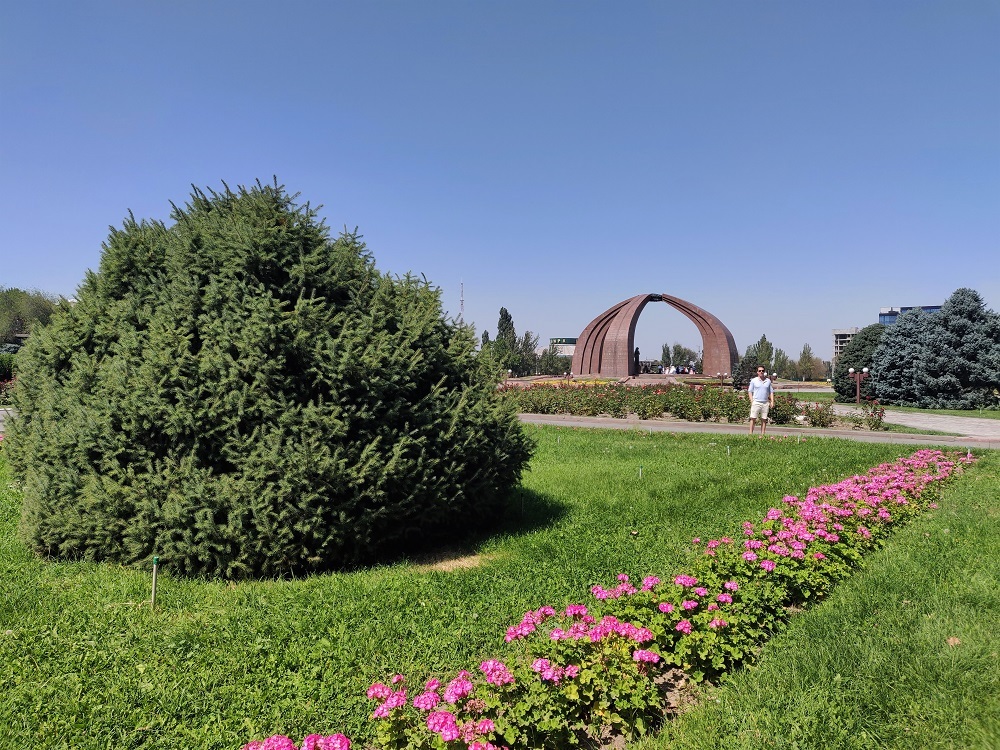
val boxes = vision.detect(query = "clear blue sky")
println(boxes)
[2,1,998,363]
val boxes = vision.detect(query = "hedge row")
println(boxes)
[499,382,800,424]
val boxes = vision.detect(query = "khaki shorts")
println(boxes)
[750,401,770,420]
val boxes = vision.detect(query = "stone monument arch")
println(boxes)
[571,294,738,379]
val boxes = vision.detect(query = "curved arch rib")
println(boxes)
[572,293,738,378]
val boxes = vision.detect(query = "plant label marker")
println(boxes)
[151,556,159,611]
[727,446,731,457]
[639,465,643,479]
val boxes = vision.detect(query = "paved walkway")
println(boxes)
[828,404,1000,441]
[520,412,1000,450]
[4,405,998,449]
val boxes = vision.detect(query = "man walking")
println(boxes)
[748,367,774,436]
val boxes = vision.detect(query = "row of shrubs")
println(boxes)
[500,382,802,424]
[243,449,972,750]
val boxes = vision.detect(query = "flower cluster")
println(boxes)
[241,734,350,750]
[243,449,973,750]
[531,658,580,682]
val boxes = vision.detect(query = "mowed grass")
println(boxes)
[883,404,1000,421]
[0,428,991,750]
[788,388,1000,421]
[636,449,1000,750]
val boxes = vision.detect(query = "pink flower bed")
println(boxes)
[243,449,974,750]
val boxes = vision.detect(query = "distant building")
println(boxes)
[832,303,943,362]
[549,337,577,356]
[832,328,860,364]
[878,305,942,325]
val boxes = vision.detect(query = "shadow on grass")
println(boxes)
[390,486,569,571]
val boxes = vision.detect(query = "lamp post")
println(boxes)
[717,372,728,387]
[848,367,869,404]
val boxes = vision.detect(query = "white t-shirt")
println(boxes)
[748,376,773,403]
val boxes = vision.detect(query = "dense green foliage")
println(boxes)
[0,428,941,749]
[661,343,699,372]
[0,352,14,381]
[772,348,793,379]
[480,307,539,377]
[872,288,1000,408]
[833,323,885,402]
[536,345,572,376]
[0,286,60,346]
[6,182,532,578]
[793,343,826,381]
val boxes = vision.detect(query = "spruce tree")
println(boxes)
[873,288,1000,408]
[833,324,885,402]
[732,346,759,390]
[8,182,533,578]
[870,311,931,406]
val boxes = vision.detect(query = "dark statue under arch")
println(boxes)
[571,294,738,379]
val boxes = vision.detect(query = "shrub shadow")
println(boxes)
[380,487,569,572]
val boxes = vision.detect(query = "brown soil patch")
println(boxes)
[410,551,492,572]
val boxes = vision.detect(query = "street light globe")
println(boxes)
[862,367,869,373]
[849,367,855,374]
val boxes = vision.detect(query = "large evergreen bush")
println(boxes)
[832,323,885,402]
[872,288,1000,408]
[8,182,533,578]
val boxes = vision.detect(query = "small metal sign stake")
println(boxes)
[151,556,160,611]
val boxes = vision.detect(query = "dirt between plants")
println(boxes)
[410,550,491,572]
[588,667,702,749]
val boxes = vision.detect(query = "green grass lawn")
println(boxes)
[636,448,1000,750]
[789,389,1000,421]
[0,429,994,749]
[883,404,1000,420]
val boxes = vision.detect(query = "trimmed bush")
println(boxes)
[8,182,533,578]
